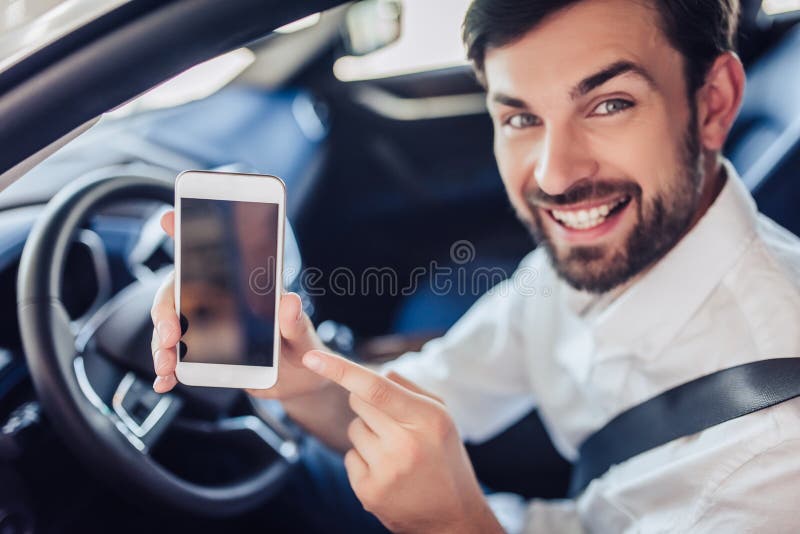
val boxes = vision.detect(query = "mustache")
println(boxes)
[525,179,641,207]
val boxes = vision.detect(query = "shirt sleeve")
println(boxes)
[678,436,800,532]
[380,251,544,443]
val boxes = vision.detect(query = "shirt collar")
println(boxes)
[567,158,759,361]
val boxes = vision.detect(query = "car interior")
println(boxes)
[0,0,798,531]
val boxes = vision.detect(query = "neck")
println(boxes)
[688,152,727,230]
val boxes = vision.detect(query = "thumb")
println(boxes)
[279,292,320,353]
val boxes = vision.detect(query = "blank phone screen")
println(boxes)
[179,198,279,367]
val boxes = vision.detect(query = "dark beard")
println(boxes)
[524,114,703,294]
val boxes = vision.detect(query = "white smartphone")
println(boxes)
[174,170,285,389]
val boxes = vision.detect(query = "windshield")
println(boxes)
[0,0,128,73]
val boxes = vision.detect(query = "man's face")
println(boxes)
[484,0,705,293]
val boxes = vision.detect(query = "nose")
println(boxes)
[534,124,597,196]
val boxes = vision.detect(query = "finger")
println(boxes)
[348,393,397,436]
[156,349,177,377]
[160,210,175,238]
[346,417,381,466]
[153,347,177,377]
[151,327,159,354]
[150,328,177,378]
[302,350,418,420]
[343,447,369,486]
[153,373,177,393]
[278,293,314,347]
[150,271,180,350]
[387,371,444,405]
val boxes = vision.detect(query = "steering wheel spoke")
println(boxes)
[112,371,183,449]
[74,271,170,376]
[73,352,183,453]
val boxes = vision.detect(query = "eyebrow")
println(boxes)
[490,92,529,109]
[488,60,657,110]
[570,60,656,100]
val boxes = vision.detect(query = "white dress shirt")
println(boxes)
[384,160,800,533]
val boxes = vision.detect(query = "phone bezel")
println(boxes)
[173,170,285,389]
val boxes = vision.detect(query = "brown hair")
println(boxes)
[463,0,740,94]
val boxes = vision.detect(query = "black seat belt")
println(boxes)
[568,357,800,497]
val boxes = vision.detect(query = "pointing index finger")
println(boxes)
[302,350,417,419]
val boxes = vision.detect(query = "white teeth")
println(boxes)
[550,197,627,230]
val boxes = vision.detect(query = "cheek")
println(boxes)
[494,135,537,211]
[590,112,683,202]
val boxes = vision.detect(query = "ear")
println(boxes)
[695,52,746,151]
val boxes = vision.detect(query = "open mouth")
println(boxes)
[548,195,632,231]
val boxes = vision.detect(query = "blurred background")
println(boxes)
[0,1,798,531]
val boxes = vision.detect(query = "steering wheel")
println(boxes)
[16,169,300,517]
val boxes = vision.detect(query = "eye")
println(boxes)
[504,113,541,129]
[591,98,634,116]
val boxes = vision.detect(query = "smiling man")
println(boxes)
[480,1,725,296]
[150,0,800,532]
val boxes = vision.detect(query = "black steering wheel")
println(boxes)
[16,169,299,517]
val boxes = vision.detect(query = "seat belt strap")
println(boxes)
[568,357,800,497]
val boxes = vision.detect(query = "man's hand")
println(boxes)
[301,350,504,534]
[149,210,329,398]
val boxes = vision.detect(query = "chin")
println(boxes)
[541,231,640,293]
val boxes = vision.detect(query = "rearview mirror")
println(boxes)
[342,0,402,56]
